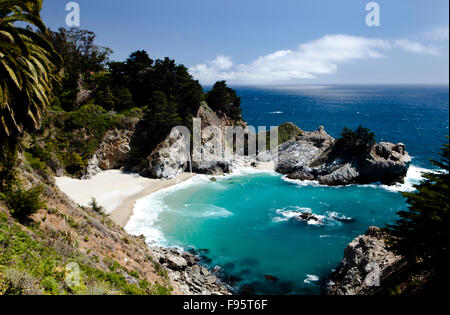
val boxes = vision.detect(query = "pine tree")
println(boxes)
[387,140,449,277]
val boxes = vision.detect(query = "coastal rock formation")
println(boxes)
[277,125,411,186]
[152,247,232,295]
[276,126,335,175]
[192,160,231,175]
[145,102,240,178]
[84,129,133,178]
[328,227,402,295]
[146,128,190,179]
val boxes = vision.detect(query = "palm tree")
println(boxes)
[0,0,61,148]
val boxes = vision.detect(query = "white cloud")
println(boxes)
[190,55,234,84]
[395,39,439,56]
[422,26,449,41]
[189,34,443,85]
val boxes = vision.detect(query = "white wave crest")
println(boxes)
[177,204,234,218]
[304,274,320,284]
[273,207,354,226]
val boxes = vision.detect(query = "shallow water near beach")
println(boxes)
[126,85,449,295]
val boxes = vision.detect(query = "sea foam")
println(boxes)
[281,164,436,193]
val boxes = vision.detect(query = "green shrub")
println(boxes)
[63,152,84,176]
[24,152,47,173]
[42,276,61,295]
[0,181,46,222]
[89,198,104,215]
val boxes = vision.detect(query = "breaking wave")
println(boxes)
[282,164,436,193]
[272,207,354,226]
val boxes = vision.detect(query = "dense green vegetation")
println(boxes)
[0,0,61,189]
[0,180,45,222]
[0,0,61,149]
[385,141,449,293]
[335,125,376,157]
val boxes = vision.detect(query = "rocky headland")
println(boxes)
[83,102,411,189]
[328,226,403,295]
[276,126,411,186]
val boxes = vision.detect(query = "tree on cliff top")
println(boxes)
[206,81,242,121]
[387,140,449,288]
[336,125,376,157]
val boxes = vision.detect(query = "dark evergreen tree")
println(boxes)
[387,140,449,288]
[336,125,376,157]
[206,81,242,121]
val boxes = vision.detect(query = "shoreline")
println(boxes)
[110,172,196,227]
[55,170,196,227]
[54,161,423,230]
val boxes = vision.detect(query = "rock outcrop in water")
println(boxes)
[277,125,411,186]
[328,227,402,295]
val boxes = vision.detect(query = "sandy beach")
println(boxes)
[55,170,196,227]
[55,161,274,227]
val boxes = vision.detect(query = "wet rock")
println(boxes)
[192,160,231,176]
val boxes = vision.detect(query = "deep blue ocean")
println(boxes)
[126,85,449,295]
[237,85,449,168]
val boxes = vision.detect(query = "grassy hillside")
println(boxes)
[0,164,173,295]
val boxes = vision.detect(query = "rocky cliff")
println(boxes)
[277,125,411,186]
[84,129,133,179]
[328,227,402,295]
[144,102,243,178]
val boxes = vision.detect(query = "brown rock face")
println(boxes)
[84,129,133,178]
[97,129,133,170]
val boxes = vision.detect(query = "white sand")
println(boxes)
[55,162,274,227]
[55,170,196,227]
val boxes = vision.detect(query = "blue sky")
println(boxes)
[42,0,449,85]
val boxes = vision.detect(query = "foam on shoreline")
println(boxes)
[282,164,436,193]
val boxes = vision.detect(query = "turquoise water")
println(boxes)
[127,172,409,294]
[126,85,448,295]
